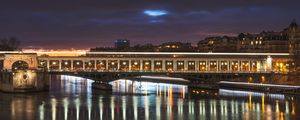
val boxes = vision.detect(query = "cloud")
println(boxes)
[144,10,168,17]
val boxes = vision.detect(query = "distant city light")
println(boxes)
[144,10,168,17]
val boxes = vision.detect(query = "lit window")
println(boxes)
[188,62,194,65]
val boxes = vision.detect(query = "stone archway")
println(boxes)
[3,54,38,70]
[12,60,29,70]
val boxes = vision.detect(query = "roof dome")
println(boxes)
[290,19,298,28]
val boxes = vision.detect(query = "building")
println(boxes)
[91,39,131,52]
[286,19,300,71]
[287,19,300,54]
[157,42,194,52]
[114,39,130,50]
[197,20,300,54]
[131,44,156,52]
[237,31,289,53]
[197,36,237,52]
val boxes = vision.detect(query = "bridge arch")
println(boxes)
[3,54,38,70]
[12,60,29,70]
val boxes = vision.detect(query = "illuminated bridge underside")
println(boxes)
[125,76,190,85]
[50,70,273,83]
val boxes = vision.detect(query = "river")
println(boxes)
[0,75,299,120]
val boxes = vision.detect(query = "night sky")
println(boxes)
[0,0,300,49]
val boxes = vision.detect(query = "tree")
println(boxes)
[0,37,20,51]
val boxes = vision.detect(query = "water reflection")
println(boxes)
[110,79,187,96]
[0,75,299,120]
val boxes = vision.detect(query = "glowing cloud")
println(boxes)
[144,10,168,17]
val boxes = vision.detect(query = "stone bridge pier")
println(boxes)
[0,53,49,92]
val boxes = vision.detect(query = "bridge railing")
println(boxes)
[44,69,279,74]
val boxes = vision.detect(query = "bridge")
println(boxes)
[0,51,293,92]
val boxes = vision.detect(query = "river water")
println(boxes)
[0,75,299,120]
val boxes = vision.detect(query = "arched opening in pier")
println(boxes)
[12,60,29,70]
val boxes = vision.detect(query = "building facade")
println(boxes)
[197,20,300,54]
[114,39,130,50]
[237,32,289,53]
[197,36,237,52]
[157,42,194,52]
[287,20,300,71]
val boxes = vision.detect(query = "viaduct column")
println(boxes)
[238,60,241,72]
[94,60,97,70]
[227,60,230,72]
[229,60,232,72]
[140,60,143,71]
[184,60,188,71]
[248,60,251,72]
[239,61,243,71]
[71,60,74,71]
[173,60,177,71]
[59,60,62,70]
[117,60,120,71]
[129,60,132,71]
[82,60,85,70]
[195,61,199,71]
[216,60,219,72]
[162,60,166,71]
[105,60,108,70]
[151,60,154,72]
[207,60,210,71]
[266,56,272,72]
[47,60,50,70]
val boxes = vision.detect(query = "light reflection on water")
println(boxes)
[110,79,187,97]
[0,75,299,120]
